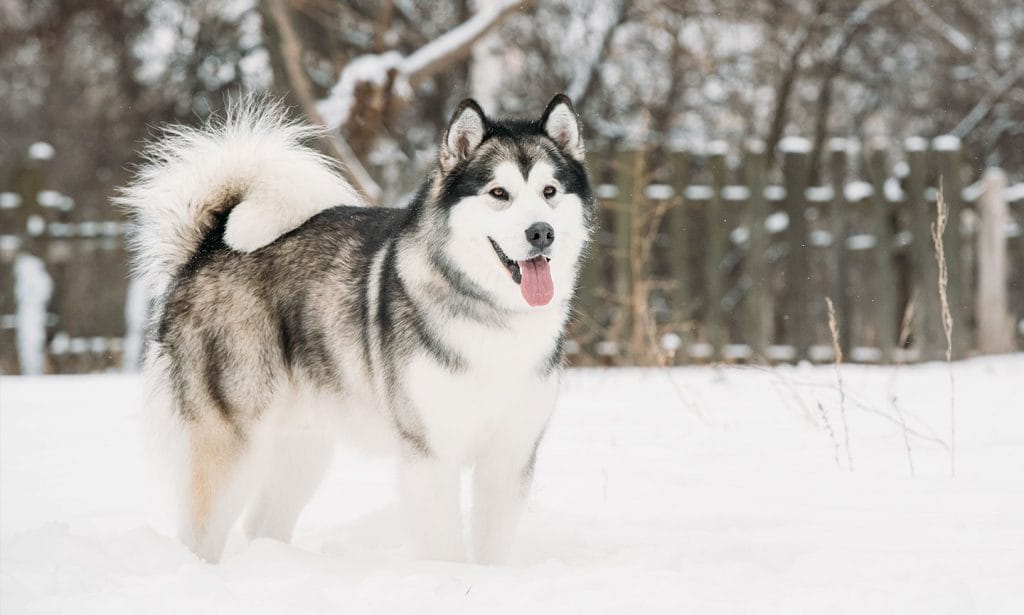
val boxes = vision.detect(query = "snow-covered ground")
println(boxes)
[2,357,1022,614]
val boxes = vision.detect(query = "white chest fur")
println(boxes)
[401,311,561,464]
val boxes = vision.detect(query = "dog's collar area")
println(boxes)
[488,237,522,284]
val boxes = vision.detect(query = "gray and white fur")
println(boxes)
[118,94,594,564]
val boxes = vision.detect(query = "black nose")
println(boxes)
[525,222,554,249]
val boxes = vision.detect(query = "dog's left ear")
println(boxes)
[441,99,487,171]
[541,94,584,162]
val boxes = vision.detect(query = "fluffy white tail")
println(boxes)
[116,96,360,298]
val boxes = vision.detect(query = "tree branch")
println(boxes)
[263,0,382,203]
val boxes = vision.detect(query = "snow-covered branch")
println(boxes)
[566,0,628,105]
[318,0,531,132]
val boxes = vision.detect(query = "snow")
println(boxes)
[846,233,878,251]
[844,180,874,201]
[884,177,906,202]
[659,333,682,352]
[765,211,789,233]
[744,138,766,154]
[122,278,149,372]
[721,185,750,201]
[705,140,729,156]
[1005,182,1024,202]
[643,184,674,200]
[26,215,45,237]
[0,193,21,209]
[827,137,850,153]
[400,0,520,80]
[763,185,786,201]
[36,190,63,208]
[12,254,53,376]
[932,134,962,152]
[961,180,984,202]
[729,226,749,245]
[808,229,833,247]
[684,185,713,200]
[0,236,20,252]
[27,142,55,161]
[805,186,834,202]
[904,136,928,152]
[319,0,521,130]
[318,52,403,131]
[777,136,811,154]
[3,357,1024,614]
[595,184,619,200]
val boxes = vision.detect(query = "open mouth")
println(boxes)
[489,238,524,284]
[488,237,554,307]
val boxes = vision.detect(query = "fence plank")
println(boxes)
[906,139,943,360]
[743,141,770,360]
[666,149,691,364]
[573,150,607,355]
[781,140,812,359]
[866,143,896,361]
[829,141,852,353]
[613,149,637,349]
[976,167,1014,353]
[705,145,727,359]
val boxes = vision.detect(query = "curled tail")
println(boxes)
[116,96,360,297]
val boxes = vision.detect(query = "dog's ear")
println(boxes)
[441,99,486,171]
[541,94,584,162]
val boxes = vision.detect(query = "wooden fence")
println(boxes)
[571,136,1024,365]
[1,137,1022,374]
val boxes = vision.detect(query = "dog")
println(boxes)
[118,93,594,564]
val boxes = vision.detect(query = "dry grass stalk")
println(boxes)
[891,394,916,476]
[930,183,956,477]
[817,402,843,469]
[825,297,853,470]
[892,290,925,474]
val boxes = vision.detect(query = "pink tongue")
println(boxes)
[518,256,554,307]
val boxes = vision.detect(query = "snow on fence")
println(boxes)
[1,145,132,374]
[570,138,1024,366]
[1,138,1022,373]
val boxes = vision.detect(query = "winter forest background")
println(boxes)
[2,0,1023,373]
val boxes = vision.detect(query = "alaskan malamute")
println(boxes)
[119,94,594,564]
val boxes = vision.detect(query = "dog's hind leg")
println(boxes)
[179,414,256,563]
[243,426,334,543]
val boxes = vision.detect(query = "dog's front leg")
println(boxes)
[471,384,554,566]
[397,455,465,561]
[470,441,539,565]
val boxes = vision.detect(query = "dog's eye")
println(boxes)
[489,187,509,200]
[543,185,557,198]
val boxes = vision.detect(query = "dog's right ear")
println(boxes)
[440,99,486,171]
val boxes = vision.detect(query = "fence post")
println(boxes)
[829,139,852,354]
[8,143,56,374]
[705,142,727,360]
[780,138,812,360]
[976,167,1014,354]
[905,138,942,360]
[744,140,770,361]
[866,141,896,361]
[932,136,967,358]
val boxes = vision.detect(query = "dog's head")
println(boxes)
[429,94,594,311]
